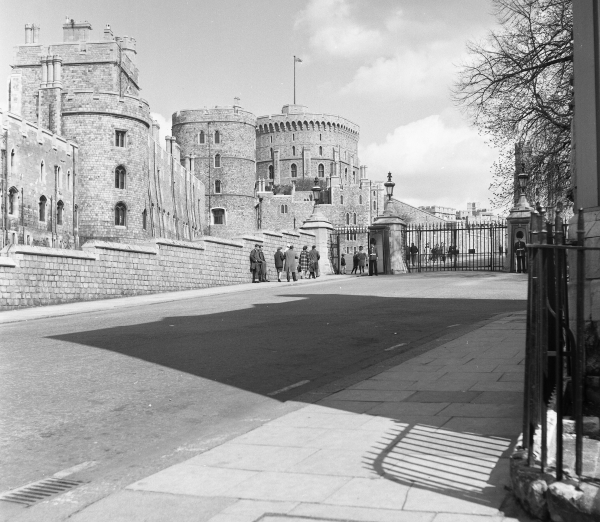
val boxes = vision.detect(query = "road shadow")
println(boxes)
[46,293,527,514]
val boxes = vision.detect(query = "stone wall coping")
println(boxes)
[281,230,301,238]
[233,235,264,243]
[1,244,97,260]
[197,236,244,248]
[82,240,157,255]
[299,230,317,237]
[262,230,284,238]
[155,238,205,250]
[0,256,17,267]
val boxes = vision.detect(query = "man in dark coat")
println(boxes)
[250,244,260,283]
[309,245,320,278]
[368,239,378,276]
[514,237,527,273]
[284,245,298,282]
[258,245,269,282]
[274,247,285,282]
[409,243,418,266]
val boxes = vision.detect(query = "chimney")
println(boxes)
[32,24,40,43]
[25,24,32,43]
[104,24,114,41]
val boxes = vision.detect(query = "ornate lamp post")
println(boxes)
[384,172,395,202]
[311,176,322,206]
[517,171,530,209]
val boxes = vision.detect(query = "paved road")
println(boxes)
[0,272,526,520]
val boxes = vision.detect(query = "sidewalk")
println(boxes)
[67,311,530,522]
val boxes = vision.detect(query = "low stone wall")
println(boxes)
[0,230,318,310]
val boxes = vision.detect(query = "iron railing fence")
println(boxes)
[524,209,597,479]
[329,226,370,274]
[405,221,507,273]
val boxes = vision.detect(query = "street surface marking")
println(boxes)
[268,380,310,396]
[447,324,461,328]
[385,343,407,351]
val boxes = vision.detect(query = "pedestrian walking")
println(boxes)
[258,245,269,282]
[284,245,298,282]
[309,245,320,278]
[274,247,285,282]
[357,246,367,276]
[340,253,347,274]
[368,239,378,276]
[299,246,310,279]
[514,236,527,273]
[351,251,359,274]
[409,243,418,266]
[250,244,261,283]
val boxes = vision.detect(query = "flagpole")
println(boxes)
[293,55,296,104]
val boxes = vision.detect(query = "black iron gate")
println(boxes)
[405,221,507,272]
[329,226,370,274]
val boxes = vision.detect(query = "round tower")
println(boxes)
[256,104,360,188]
[172,106,257,238]
[62,92,152,243]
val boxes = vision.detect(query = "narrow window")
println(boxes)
[40,161,44,182]
[373,201,377,210]
[340,195,343,205]
[67,170,71,191]
[353,171,356,183]
[318,164,324,178]
[270,136,273,143]
[214,154,221,168]
[199,130,205,144]
[268,165,274,179]
[212,208,225,225]
[214,130,220,144]
[115,130,126,147]
[344,168,348,181]
[281,204,285,214]
[115,166,126,189]
[292,146,296,156]
[270,148,274,158]
[142,209,147,230]
[285,205,288,213]
[115,202,127,226]
[353,213,357,225]
[292,133,295,141]
[57,200,64,225]
[56,166,62,188]
[39,195,47,222]
[10,150,15,169]
[291,163,297,178]
[9,188,17,214]
[359,195,363,204]
[346,213,350,225]
[319,146,323,155]
[214,180,222,193]
[319,134,322,141]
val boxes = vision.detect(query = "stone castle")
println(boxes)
[1,19,391,251]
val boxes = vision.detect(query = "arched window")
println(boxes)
[292,146,296,156]
[352,171,356,183]
[318,164,324,178]
[56,166,62,188]
[39,196,47,222]
[212,208,225,225]
[57,200,64,225]
[268,165,274,179]
[344,168,348,181]
[373,201,377,210]
[214,154,221,168]
[115,166,126,189]
[291,163,297,177]
[142,209,147,230]
[359,195,363,204]
[8,188,17,215]
[346,213,350,225]
[353,213,357,225]
[115,202,127,226]
[199,131,205,144]
[214,130,220,144]
[340,195,344,205]
[319,146,323,155]
[214,180,222,193]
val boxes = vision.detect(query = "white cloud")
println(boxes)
[150,112,171,144]
[359,111,498,210]
[295,0,383,57]
[341,42,458,100]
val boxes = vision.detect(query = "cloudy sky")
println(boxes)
[0,0,500,211]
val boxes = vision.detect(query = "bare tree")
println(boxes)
[453,0,572,211]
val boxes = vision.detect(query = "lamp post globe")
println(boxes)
[384,172,395,202]
[518,172,529,194]
[312,176,322,205]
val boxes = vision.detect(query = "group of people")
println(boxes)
[250,244,321,283]
[408,242,459,266]
[341,240,379,277]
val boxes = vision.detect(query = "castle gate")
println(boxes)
[405,221,508,273]
[329,226,370,274]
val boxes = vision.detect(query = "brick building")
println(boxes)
[2,19,203,247]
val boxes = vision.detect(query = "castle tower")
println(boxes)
[10,20,154,243]
[256,104,360,189]
[172,106,257,238]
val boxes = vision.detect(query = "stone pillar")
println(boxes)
[300,208,334,274]
[369,203,408,274]
[25,24,32,44]
[506,192,532,272]
[53,57,62,86]
[47,58,54,84]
